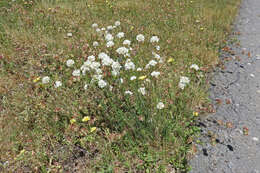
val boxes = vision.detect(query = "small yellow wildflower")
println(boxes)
[20,149,25,155]
[90,127,97,133]
[138,75,147,80]
[167,58,174,63]
[33,77,41,83]
[70,118,76,124]
[193,112,199,117]
[82,116,90,122]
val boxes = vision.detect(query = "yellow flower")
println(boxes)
[82,116,90,122]
[193,112,199,117]
[70,118,76,124]
[33,77,41,83]
[90,127,97,133]
[167,58,174,63]
[138,75,146,80]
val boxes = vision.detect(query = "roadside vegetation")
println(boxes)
[0,0,240,172]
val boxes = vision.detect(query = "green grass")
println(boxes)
[0,0,240,172]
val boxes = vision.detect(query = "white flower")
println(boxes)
[84,84,88,90]
[116,32,125,38]
[42,76,50,84]
[116,47,129,55]
[98,52,109,60]
[66,59,75,67]
[90,62,101,69]
[101,56,113,66]
[92,23,98,28]
[93,74,103,81]
[109,85,113,91]
[179,76,190,90]
[98,80,107,88]
[106,41,114,47]
[155,45,160,50]
[67,33,72,37]
[190,64,200,71]
[72,69,81,77]
[88,55,95,62]
[138,87,146,95]
[125,59,135,70]
[152,52,161,60]
[93,41,99,47]
[107,25,113,30]
[146,60,158,69]
[150,36,159,43]
[101,27,105,31]
[112,70,119,76]
[151,71,160,78]
[54,81,62,88]
[136,34,145,42]
[105,34,114,41]
[137,67,142,71]
[130,76,136,81]
[115,21,120,26]
[120,78,124,84]
[81,66,90,75]
[95,68,102,74]
[112,61,122,71]
[156,102,165,109]
[123,40,131,46]
[125,90,133,95]
[96,28,101,32]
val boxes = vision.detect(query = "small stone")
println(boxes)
[257,90,260,94]
[250,74,255,78]
[252,137,259,141]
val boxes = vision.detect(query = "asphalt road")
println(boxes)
[189,0,260,172]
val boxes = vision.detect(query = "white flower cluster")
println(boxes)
[179,76,190,90]
[190,64,199,71]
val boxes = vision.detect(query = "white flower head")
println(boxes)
[115,21,120,26]
[98,80,107,88]
[125,59,135,70]
[155,45,160,50]
[105,34,114,41]
[120,78,124,84]
[107,25,113,30]
[54,81,62,88]
[112,61,122,71]
[179,76,190,90]
[151,71,160,78]
[101,56,113,66]
[88,55,95,62]
[156,102,165,109]
[92,23,98,28]
[98,52,109,60]
[125,90,133,95]
[93,41,99,47]
[136,34,145,42]
[96,28,101,32]
[137,67,142,71]
[42,76,50,84]
[150,36,159,43]
[106,41,114,47]
[116,32,125,39]
[138,87,146,95]
[123,40,131,46]
[72,69,81,77]
[116,47,129,55]
[101,27,106,31]
[190,64,200,71]
[130,76,136,81]
[67,33,72,37]
[90,62,101,69]
[66,59,75,67]
[84,84,88,90]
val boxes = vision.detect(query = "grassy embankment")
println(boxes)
[0,0,240,172]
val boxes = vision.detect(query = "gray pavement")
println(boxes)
[189,0,260,172]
